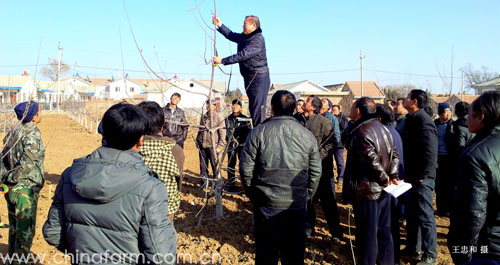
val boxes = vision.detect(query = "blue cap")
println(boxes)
[14,101,39,123]
[438,102,451,115]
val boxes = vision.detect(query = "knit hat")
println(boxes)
[232,99,242,106]
[438,102,451,115]
[14,101,39,123]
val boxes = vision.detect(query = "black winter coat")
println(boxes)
[448,125,500,264]
[447,115,475,159]
[344,118,399,201]
[239,116,322,210]
[402,109,438,183]
[225,113,251,148]
[163,104,188,147]
[218,25,269,77]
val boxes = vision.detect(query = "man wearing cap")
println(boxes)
[213,15,270,127]
[434,102,453,217]
[225,99,251,192]
[1,101,44,264]
[196,99,226,188]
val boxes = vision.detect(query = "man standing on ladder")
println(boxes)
[213,15,270,126]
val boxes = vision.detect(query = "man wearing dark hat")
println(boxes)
[1,101,44,264]
[225,99,251,192]
[434,102,453,217]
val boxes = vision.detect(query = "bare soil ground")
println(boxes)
[0,114,453,264]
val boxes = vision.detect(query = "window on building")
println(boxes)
[130,87,134,92]
[116,87,120,92]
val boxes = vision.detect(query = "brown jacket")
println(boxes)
[347,118,399,200]
[196,111,226,149]
[294,113,335,159]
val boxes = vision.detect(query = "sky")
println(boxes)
[1,0,499,94]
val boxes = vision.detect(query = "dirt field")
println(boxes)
[0,114,453,264]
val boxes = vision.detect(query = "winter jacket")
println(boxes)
[225,113,251,148]
[218,25,269,77]
[140,135,181,216]
[387,125,405,180]
[294,113,336,159]
[43,147,177,265]
[345,118,399,201]
[323,112,341,145]
[1,123,45,192]
[335,112,349,148]
[395,114,406,136]
[447,115,475,159]
[196,111,226,150]
[239,116,322,210]
[402,109,438,183]
[162,104,188,147]
[434,118,453,155]
[448,125,500,264]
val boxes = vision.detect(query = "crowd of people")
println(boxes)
[1,88,499,265]
[0,13,499,265]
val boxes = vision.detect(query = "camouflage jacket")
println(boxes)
[1,123,45,191]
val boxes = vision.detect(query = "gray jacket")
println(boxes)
[239,116,322,210]
[43,147,177,265]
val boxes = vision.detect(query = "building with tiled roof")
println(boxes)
[342,81,385,102]
[472,77,500,93]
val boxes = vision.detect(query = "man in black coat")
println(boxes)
[448,91,500,264]
[163,93,189,148]
[213,15,270,126]
[402,89,438,265]
[225,99,251,192]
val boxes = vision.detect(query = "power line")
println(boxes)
[0,64,464,79]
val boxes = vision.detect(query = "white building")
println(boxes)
[144,78,227,110]
[0,76,37,104]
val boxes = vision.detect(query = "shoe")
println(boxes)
[305,227,315,237]
[0,222,8,228]
[416,256,436,265]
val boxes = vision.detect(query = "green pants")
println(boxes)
[5,187,39,265]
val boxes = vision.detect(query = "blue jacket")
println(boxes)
[43,147,177,265]
[218,25,269,77]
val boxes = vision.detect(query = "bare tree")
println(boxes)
[382,83,417,100]
[40,59,70,81]
[461,63,499,94]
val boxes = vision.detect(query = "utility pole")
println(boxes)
[360,51,366,97]
[461,70,465,101]
[450,45,454,96]
[57,42,63,113]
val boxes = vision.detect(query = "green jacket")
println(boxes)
[239,116,322,210]
[1,123,45,192]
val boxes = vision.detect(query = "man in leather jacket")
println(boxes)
[163,93,188,148]
[345,97,399,265]
[448,91,500,264]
